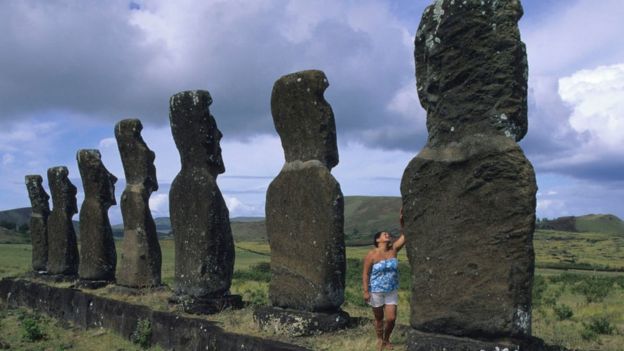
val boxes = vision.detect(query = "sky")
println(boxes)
[0,0,623,224]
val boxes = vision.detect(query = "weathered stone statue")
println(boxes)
[25,175,50,272]
[46,166,79,276]
[115,119,162,288]
[255,70,349,336]
[169,90,241,313]
[401,1,539,349]
[76,149,117,288]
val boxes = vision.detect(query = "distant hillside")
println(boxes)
[575,214,624,234]
[536,216,577,232]
[344,196,402,244]
[0,207,31,227]
[0,227,29,244]
[0,197,405,244]
[537,214,624,234]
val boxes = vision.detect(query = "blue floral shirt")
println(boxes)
[369,257,399,293]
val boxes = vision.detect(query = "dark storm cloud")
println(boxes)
[0,0,427,152]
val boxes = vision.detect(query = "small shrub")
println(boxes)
[580,328,598,341]
[21,316,45,342]
[583,316,615,335]
[243,288,268,306]
[233,263,271,282]
[130,318,152,349]
[552,304,573,320]
[541,285,564,307]
[572,277,614,303]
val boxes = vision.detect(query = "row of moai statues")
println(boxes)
[24,72,349,329]
[24,0,539,346]
[25,120,162,289]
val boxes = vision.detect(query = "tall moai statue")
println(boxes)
[115,119,162,288]
[47,166,79,276]
[169,90,242,313]
[401,0,538,349]
[25,175,50,272]
[255,70,349,336]
[77,149,117,288]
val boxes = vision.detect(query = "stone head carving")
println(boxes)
[271,70,339,169]
[414,0,528,144]
[77,149,117,208]
[47,166,78,215]
[25,175,50,215]
[114,118,158,193]
[169,90,225,177]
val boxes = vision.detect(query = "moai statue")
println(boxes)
[115,119,162,288]
[76,149,117,288]
[401,1,539,349]
[169,90,242,313]
[254,70,349,336]
[25,175,50,273]
[46,166,79,276]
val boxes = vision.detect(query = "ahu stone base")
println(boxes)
[254,306,350,337]
[169,294,243,315]
[73,279,112,290]
[407,329,567,351]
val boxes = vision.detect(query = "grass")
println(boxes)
[534,230,624,271]
[1,231,624,350]
[0,308,165,351]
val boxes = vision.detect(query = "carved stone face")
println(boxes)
[47,166,78,215]
[25,175,50,215]
[169,90,225,176]
[414,0,527,144]
[270,70,339,169]
[77,149,117,208]
[206,113,225,175]
[115,118,158,193]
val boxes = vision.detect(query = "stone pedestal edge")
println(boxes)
[406,329,568,351]
[254,306,350,337]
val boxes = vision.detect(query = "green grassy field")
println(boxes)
[1,231,624,351]
[534,230,624,271]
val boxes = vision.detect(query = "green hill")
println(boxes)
[343,196,402,244]
[537,214,624,234]
[575,214,624,234]
[0,207,31,227]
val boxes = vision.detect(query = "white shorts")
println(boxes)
[369,290,398,308]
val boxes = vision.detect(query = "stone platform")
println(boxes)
[169,293,244,315]
[406,329,567,351]
[254,306,350,337]
[0,278,308,351]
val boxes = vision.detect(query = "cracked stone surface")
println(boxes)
[115,119,162,288]
[266,70,345,312]
[46,166,79,275]
[77,149,117,282]
[169,90,234,298]
[25,174,50,272]
[401,0,536,339]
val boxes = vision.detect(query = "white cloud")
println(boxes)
[522,0,624,76]
[98,137,117,149]
[149,193,169,217]
[559,63,624,149]
[2,154,14,166]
